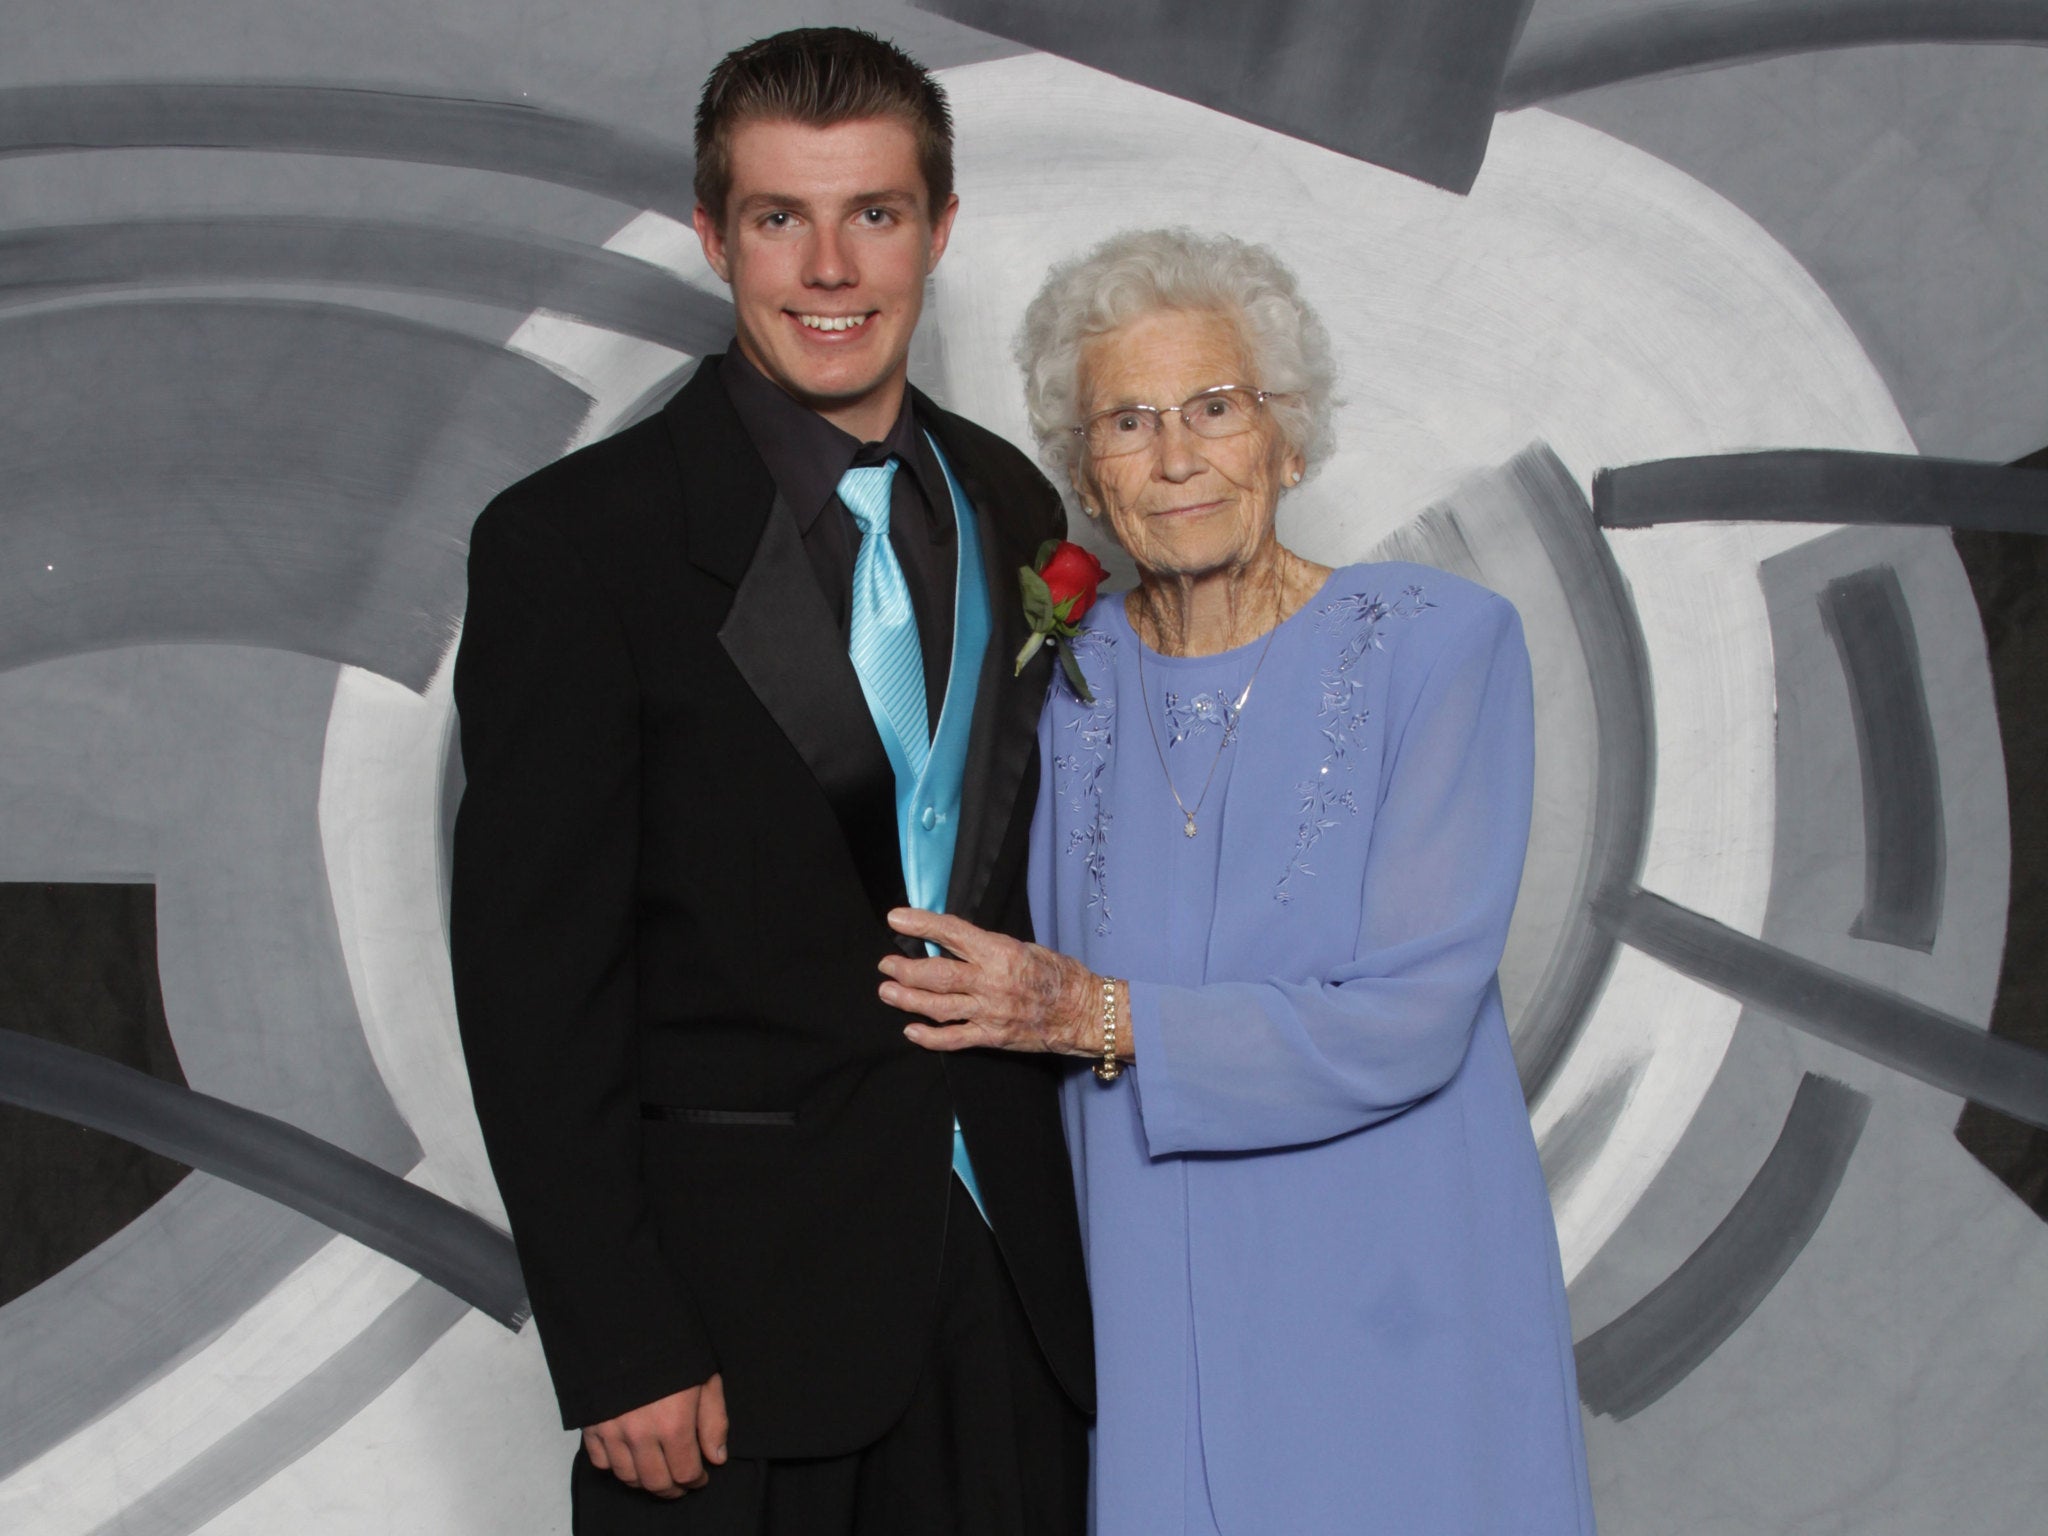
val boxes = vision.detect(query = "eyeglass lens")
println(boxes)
[1085,388,1261,458]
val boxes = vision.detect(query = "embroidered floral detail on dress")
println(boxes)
[1053,629,1118,935]
[1162,688,1242,748]
[1276,585,1433,903]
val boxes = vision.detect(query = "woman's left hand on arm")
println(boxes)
[879,908,1119,1058]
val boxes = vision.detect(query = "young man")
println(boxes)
[450,27,1092,1536]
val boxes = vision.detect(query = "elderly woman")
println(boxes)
[879,229,1595,1535]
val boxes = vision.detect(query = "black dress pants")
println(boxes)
[570,1179,1088,1536]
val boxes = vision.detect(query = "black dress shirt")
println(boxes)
[720,348,958,732]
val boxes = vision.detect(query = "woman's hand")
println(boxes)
[879,908,1105,1057]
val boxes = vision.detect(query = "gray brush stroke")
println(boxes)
[1598,887,2048,1129]
[914,0,1535,193]
[83,1280,469,1536]
[0,1179,329,1479]
[1372,447,1653,1100]
[1574,1072,1871,1419]
[1538,1063,1640,1201]
[1501,1,2048,110]
[0,218,732,358]
[0,298,589,690]
[1594,450,2048,533]
[1818,566,1945,950]
[0,82,699,216]
[0,1029,528,1327]
[1492,448,1655,1096]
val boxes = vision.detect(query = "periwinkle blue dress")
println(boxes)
[1033,562,1595,1536]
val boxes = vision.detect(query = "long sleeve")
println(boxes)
[1125,596,1535,1156]
[450,498,714,1428]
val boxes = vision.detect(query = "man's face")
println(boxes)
[694,115,957,440]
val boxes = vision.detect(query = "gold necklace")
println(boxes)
[1134,596,1284,838]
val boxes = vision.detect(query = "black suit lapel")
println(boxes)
[925,404,1056,924]
[668,360,909,931]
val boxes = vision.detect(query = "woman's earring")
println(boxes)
[1082,503,1099,518]
[1288,471,1302,485]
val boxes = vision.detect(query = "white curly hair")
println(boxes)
[1015,227,1338,497]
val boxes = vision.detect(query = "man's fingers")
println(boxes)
[583,1427,611,1471]
[627,1425,686,1497]
[697,1373,730,1467]
[657,1427,704,1494]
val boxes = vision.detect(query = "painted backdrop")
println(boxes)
[1,2,2044,1531]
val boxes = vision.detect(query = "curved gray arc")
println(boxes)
[0,82,699,217]
[1503,448,1656,1097]
[1574,1072,1871,1419]
[0,298,592,691]
[1597,887,2048,1129]
[0,1030,528,1328]
[1819,566,1945,950]
[1593,449,2048,532]
[84,1281,468,1536]
[1501,0,2048,110]
[0,218,731,359]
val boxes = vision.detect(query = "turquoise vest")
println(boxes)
[858,435,992,1217]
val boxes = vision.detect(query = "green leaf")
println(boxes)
[1018,566,1055,629]
[1056,636,1095,703]
[1034,537,1063,570]
[1053,593,1079,624]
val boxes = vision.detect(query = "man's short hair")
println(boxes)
[694,27,954,223]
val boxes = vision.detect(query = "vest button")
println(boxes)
[920,806,940,831]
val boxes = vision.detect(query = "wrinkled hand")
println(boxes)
[879,908,1101,1056]
[583,1375,728,1498]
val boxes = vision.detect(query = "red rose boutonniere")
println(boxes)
[1015,538,1107,702]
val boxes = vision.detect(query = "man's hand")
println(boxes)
[582,1375,728,1497]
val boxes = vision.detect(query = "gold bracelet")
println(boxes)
[1093,978,1122,1083]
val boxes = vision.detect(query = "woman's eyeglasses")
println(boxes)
[1072,385,1289,460]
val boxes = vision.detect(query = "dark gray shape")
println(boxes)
[1538,1063,1640,1200]
[1491,448,1656,1096]
[1598,886,2048,1130]
[1818,565,1945,950]
[0,218,732,357]
[913,0,1535,193]
[0,1029,528,1327]
[0,82,699,216]
[1501,1,2048,109]
[1573,1072,1871,1419]
[0,1178,330,1479]
[82,1280,468,1536]
[0,299,590,690]
[1595,450,2048,533]
[0,645,416,1471]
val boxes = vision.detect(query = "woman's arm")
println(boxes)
[1127,595,1534,1154]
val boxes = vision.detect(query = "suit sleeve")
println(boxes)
[451,496,716,1428]
[1124,597,1536,1155]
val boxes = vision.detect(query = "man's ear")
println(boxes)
[925,192,961,275]
[692,203,732,284]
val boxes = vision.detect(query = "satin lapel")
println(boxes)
[680,362,907,927]
[928,410,1055,923]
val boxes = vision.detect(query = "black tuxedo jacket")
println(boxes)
[450,356,1094,1456]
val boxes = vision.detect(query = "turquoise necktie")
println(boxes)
[839,455,989,1224]
[839,460,929,773]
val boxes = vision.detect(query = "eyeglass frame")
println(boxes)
[1068,384,1294,460]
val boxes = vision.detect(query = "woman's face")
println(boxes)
[1071,307,1305,583]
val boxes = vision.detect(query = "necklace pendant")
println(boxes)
[1183,813,1199,838]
